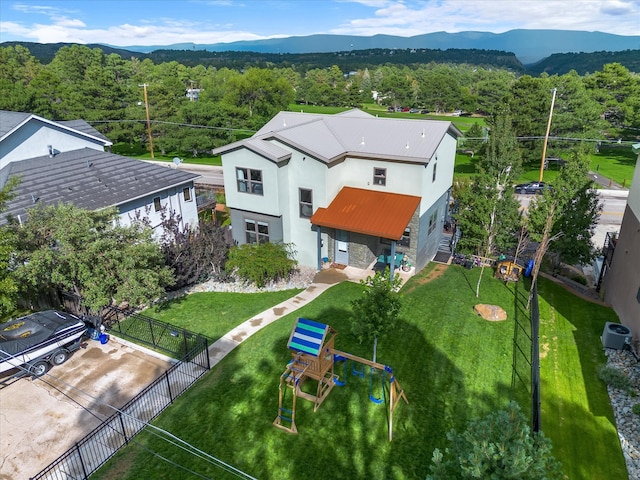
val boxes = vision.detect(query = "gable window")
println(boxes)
[428,211,438,235]
[373,167,386,186]
[299,188,313,218]
[183,187,192,202]
[153,196,162,212]
[432,162,437,182]
[236,167,263,195]
[246,220,269,244]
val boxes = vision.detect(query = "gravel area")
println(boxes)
[605,348,640,480]
[177,266,318,295]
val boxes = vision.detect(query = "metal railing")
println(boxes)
[31,337,210,480]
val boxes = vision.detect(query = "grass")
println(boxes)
[92,265,625,480]
[590,146,636,188]
[536,278,627,480]
[145,289,304,342]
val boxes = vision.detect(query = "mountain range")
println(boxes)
[116,29,640,65]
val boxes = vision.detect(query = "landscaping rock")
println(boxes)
[605,348,640,480]
[473,304,507,321]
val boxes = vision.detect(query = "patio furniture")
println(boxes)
[377,252,405,269]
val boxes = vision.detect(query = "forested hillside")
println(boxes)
[1,43,638,167]
[527,49,640,76]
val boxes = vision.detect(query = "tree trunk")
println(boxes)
[373,335,378,364]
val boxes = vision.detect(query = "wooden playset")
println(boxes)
[274,317,408,441]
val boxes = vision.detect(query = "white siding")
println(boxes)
[0,121,106,168]
[117,183,198,237]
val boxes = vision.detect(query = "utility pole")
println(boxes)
[539,88,557,182]
[139,83,154,159]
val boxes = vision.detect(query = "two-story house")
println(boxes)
[0,111,199,233]
[212,109,461,274]
[602,144,640,350]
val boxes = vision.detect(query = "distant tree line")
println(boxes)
[0,44,638,164]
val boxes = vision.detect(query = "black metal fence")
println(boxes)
[31,336,210,480]
[102,307,207,360]
[511,280,540,433]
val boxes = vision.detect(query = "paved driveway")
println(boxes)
[0,337,173,479]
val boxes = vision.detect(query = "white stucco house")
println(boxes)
[0,111,199,232]
[212,109,461,274]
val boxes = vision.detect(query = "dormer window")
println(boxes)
[373,167,386,186]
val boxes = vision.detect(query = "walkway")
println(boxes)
[207,267,369,366]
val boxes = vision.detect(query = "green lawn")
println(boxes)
[93,265,625,480]
[590,146,636,188]
[145,289,304,342]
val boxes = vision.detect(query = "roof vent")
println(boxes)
[48,145,54,158]
[405,141,410,149]
[31,193,38,203]
[360,136,365,145]
[421,129,425,138]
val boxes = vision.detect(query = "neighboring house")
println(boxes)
[212,109,461,274]
[602,144,640,350]
[0,111,199,232]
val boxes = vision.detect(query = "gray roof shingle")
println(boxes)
[1,148,199,225]
[213,109,462,165]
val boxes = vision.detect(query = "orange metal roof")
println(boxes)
[310,187,420,240]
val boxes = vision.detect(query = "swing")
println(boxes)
[351,359,365,378]
[333,354,347,386]
[368,367,385,404]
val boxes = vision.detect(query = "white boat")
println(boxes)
[0,310,87,377]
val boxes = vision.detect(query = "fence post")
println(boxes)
[183,331,189,358]
[204,337,211,370]
[76,442,88,479]
[118,412,129,445]
[149,317,156,347]
[165,371,173,403]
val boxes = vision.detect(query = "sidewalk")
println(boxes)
[207,267,368,366]
[588,171,628,191]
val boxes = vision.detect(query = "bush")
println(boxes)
[598,364,632,391]
[226,242,297,288]
[426,401,563,479]
[633,404,640,416]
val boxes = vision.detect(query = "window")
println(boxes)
[183,187,192,202]
[432,162,437,182]
[245,220,269,244]
[299,188,313,218]
[236,167,263,195]
[153,196,162,212]
[399,227,411,247]
[428,211,438,235]
[373,167,386,186]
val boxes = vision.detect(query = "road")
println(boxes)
[142,160,224,186]
[517,189,627,249]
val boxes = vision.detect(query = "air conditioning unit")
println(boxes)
[601,322,632,350]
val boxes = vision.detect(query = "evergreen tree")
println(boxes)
[426,401,563,479]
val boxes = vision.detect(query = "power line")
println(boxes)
[88,118,256,134]
[1,349,257,480]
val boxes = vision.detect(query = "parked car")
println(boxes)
[514,182,552,194]
[409,108,420,113]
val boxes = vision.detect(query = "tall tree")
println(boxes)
[11,204,173,311]
[454,114,522,266]
[526,146,600,302]
[350,269,403,363]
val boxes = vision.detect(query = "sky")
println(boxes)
[0,0,638,47]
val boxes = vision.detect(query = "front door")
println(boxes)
[335,230,349,265]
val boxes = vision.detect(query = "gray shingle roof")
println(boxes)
[0,110,112,146]
[1,148,199,225]
[213,109,462,165]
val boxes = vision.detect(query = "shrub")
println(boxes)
[598,364,632,391]
[226,242,297,288]
[633,404,640,416]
